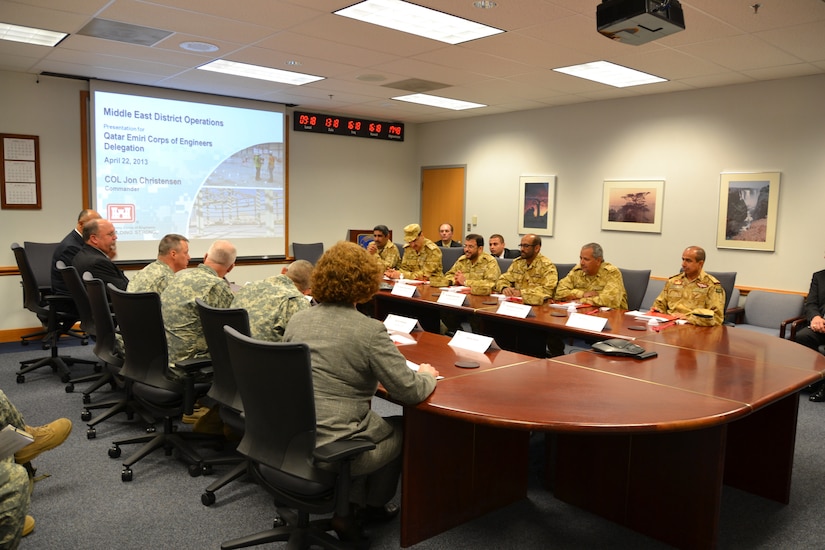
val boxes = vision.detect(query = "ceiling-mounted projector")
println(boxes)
[597,0,685,45]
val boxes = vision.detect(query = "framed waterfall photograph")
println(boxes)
[518,175,556,236]
[601,180,664,233]
[717,172,780,251]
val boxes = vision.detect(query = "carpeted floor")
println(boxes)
[2,337,824,549]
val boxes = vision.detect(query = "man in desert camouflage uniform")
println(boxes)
[232,260,313,342]
[555,242,628,309]
[386,223,443,281]
[366,225,401,270]
[127,234,191,294]
[441,234,501,334]
[652,245,725,327]
[161,239,236,380]
[495,233,558,306]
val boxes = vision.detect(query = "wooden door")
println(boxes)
[421,166,465,243]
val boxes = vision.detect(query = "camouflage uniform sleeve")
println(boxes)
[401,242,443,280]
[554,270,580,301]
[444,256,465,285]
[421,243,443,280]
[520,257,558,305]
[585,266,627,309]
[687,278,725,327]
[383,244,401,269]
[206,280,235,309]
[495,262,519,293]
[271,295,311,342]
[652,279,672,313]
[464,255,501,294]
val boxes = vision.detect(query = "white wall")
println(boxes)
[415,74,825,292]
[2,70,823,332]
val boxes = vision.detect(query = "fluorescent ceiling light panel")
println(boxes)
[198,59,324,85]
[334,0,503,45]
[0,22,67,47]
[393,93,486,110]
[553,61,666,88]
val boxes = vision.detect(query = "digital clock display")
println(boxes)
[293,111,404,142]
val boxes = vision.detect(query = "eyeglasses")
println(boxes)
[372,234,384,238]
[518,244,535,248]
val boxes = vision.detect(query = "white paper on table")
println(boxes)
[406,360,444,379]
[384,313,423,334]
[389,332,417,346]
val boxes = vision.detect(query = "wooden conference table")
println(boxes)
[373,286,825,549]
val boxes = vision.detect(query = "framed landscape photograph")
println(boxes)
[717,172,780,251]
[518,175,556,236]
[601,180,664,233]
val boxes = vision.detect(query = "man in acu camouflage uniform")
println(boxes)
[652,245,725,326]
[127,234,191,294]
[366,225,400,270]
[232,260,313,342]
[495,233,558,306]
[161,239,236,380]
[386,223,443,281]
[555,242,628,309]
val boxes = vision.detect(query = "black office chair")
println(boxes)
[56,261,109,395]
[221,327,375,550]
[195,298,250,506]
[20,241,59,346]
[555,263,575,280]
[706,271,737,312]
[106,285,214,481]
[618,268,651,311]
[11,243,97,384]
[81,274,155,439]
[293,242,324,265]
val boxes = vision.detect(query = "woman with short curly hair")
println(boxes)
[284,241,439,543]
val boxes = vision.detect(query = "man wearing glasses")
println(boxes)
[442,233,501,335]
[496,234,558,304]
[495,233,561,355]
[366,225,400,270]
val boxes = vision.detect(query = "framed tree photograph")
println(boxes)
[717,172,780,251]
[601,180,664,233]
[518,175,556,236]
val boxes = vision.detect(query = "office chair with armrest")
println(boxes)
[496,257,513,274]
[221,326,375,550]
[293,242,324,265]
[732,290,805,339]
[438,246,464,273]
[619,268,651,311]
[106,285,215,481]
[81,274,154,439]
[195,298,250,505]
[706,271,737,313]
[56,261,109,395]
[20,241,59,346]
[640,279,666,311]
[11,243,97,384]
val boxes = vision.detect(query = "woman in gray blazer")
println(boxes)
[284,241,439,542]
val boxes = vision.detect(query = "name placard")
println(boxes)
[437,291,468,307]
[448,330,499,353]
[566,312,608,332]
[391,282,420,298]
[495,300,535,319]
[384,314,422,334]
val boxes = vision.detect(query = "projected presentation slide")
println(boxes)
[91,86,285,259]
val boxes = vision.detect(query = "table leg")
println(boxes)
[400,407,530,547]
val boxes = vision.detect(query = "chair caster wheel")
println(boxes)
[202,491,216,506]
[87,427,96,439]
[146,425,156,433]
[121,468,133,482]
[108,445,122,459]
[81,339,89,346]
[81,409,91,421]
[21,340,29,346]
[273,516,286,528]
[65,383,74,393]
[188,463,203,477]
[82,394,91,405]
[16,374,24,384]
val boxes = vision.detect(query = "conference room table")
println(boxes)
[372,285,825,549]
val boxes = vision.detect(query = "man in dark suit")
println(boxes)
[488,234,520,259]
[796,268,825,401]
[50,208,101,295]
[72,218,129,293]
